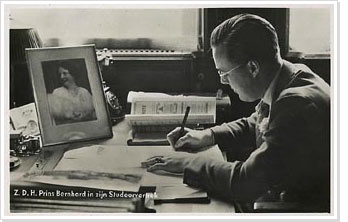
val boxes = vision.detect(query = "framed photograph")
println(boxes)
[26,45,112,146]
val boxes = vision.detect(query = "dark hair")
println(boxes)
[57,60,77,78]
[210,14,280,63]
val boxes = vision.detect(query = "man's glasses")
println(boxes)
[217,64,244,78]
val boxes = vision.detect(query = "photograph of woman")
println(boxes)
[43,59,97,125]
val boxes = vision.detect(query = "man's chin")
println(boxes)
[238,94,259,103]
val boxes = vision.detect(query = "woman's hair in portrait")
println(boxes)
[57,60,79,81]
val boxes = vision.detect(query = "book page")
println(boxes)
[126,114,216,126]
[131,96,216,115]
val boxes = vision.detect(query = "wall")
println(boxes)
[9,7,199,51]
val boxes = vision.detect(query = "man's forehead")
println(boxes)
[212,45,231,69]
[212,44,228,55]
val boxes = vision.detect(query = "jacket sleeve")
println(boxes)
[183,96,325,202]
[183,142,272,202]
[210,111,258,159]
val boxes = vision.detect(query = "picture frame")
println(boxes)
[26,45,113,146]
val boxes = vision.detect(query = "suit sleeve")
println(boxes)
[183,96,323,202]
[210,111,258,159]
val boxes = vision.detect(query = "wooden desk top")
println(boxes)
[10,119,235,213]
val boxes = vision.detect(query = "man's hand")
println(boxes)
[142,155,192,174]
[167,127,215,152]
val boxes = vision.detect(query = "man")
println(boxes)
[48,61,96,125]
[144,14,330,211]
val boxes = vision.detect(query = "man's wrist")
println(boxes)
[209,128,216,145]
[203,128,215,146]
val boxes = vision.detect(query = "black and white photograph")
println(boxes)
[42,59,97,125]
[0,1,342,221]
[25,45,112,146]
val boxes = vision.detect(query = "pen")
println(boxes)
[179,106,190,137]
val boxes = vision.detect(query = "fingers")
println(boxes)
[141,156,164,168]
[167,127,191,139]
[167,135,176,148]
[174,134,190,149]
[145,155,164,161]
[167,127,182,138]
[167,127,193,149]
[167,127,183,147]
[147,163,167,172]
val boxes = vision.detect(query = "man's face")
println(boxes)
[58,66,74,87]
[212,45,260,102]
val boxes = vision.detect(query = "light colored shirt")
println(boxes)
[49,86,96,125]
[262,63,283,109]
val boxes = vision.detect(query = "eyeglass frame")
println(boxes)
[217,63,244,78]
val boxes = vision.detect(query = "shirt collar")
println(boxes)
[262,63,283,106]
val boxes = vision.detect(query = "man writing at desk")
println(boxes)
[144,14,330,211]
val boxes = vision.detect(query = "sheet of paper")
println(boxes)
[20,170,141,192]
[54,145,224,187]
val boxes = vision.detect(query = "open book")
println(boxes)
[125,92,216,145]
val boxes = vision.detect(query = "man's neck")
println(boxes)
[261,59,283,104]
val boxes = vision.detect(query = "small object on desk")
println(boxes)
[154,185,210,205]
[10,130,22,150]
[10,103,40,136]
[103,81,125,124]
[127,131,169,146]
[11,134,41,157]
[10,156,21,170]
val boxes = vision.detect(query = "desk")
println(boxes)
[10,119,235,213]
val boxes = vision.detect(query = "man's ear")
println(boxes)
[246,60,260,78]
